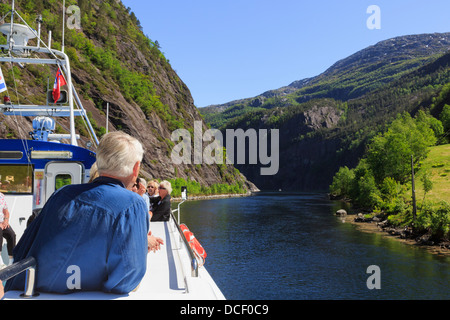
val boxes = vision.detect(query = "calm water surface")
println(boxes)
[176,192,450,300]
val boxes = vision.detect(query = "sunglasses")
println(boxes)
[159,187,166,190]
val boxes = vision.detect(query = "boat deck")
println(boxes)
[3,219,225,300]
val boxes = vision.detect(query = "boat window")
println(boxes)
[55,174,72,191]
[0,151,23,160]
[0,164,33,194]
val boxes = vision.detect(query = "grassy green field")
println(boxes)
[415,144,450,204]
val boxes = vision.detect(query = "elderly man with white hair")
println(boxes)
[6,131,163,295]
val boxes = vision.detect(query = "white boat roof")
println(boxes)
[3,219,225,300]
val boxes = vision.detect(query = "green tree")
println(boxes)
[440,104,450,133]
[379,176,407,215]
[329,166,354,198]
[346,159,381,208]
[418,201,450,239]
[380,177,400,202]
[366,112,436,184]
[354,170,380,209]
[420,171,433,205]
[416,110,443,140]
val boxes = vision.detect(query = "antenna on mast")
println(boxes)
[36,14,42,48]
[9,0,15,52]
[61,0,65,53]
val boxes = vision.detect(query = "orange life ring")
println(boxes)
[180,224,207,265]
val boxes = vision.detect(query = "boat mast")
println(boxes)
[0,0,99,147]
[61,0,65,53]
[9,0,14,52]
[66,55,77,146]
[59,0,75,145]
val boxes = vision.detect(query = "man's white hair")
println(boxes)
[96,131,144,178]
[159,180,172,195]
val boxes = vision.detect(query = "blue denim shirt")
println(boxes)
[6,177,149,295]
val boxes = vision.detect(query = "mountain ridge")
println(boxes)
[201,32,450,129]
[200,32,450,191]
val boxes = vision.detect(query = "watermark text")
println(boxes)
[171,121,279,175]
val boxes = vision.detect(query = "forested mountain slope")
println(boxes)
[0,0,256,194]
[200,33,450,191]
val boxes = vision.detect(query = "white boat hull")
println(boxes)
[3,217,225,300]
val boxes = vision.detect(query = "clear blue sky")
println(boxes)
[121,0,450,108]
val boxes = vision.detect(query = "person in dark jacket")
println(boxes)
[150,180,172,222]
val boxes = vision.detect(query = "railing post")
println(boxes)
[0,256,39,298]
[21,266,38,298]
[191,257,198,277]
[170,189,198,277]
[177,199,186,224]
[169,211,198,278]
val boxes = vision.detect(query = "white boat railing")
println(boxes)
[171,201,198,277]
[0,256,38,298]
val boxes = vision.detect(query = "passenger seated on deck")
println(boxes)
[147,179,159,214]
[0,192,16,269]
[150,180,172,222]
[133,178,151,219]
[5,131,163,295]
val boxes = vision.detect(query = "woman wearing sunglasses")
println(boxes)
[146,180,159,212]
[150,180,172,222]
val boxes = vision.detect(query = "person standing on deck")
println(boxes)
[6,131,163,295]
[0,192,15,269]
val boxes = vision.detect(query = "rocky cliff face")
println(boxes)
[0,0,257,192]
[230,99,352,191]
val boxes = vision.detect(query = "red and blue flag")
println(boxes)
[52,68,67,103]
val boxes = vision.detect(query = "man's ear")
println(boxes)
[133,161,141,177]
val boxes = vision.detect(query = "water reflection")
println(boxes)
[174,192,450,300]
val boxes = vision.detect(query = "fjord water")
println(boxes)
[178,192,450,300]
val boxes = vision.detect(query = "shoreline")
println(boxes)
[342,213,450,258]
[171,193,450,257]
[171,191,254,202]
